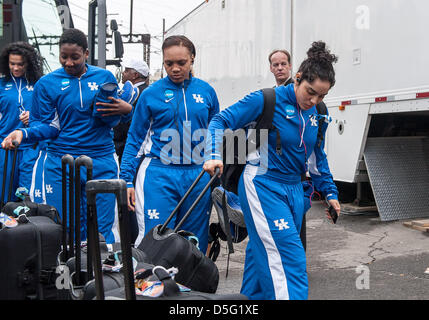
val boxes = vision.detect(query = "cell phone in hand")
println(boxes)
[328,205,338,224]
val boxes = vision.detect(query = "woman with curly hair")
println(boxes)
[0,41,44,202]
[204,41,340,300]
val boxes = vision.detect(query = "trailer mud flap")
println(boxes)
[363,137,429,221]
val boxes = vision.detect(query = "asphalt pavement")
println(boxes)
[213,200,429,300]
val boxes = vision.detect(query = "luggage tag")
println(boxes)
[137,281,164,297]
[15,187,29,200]
[177,283,191,292]
[135,280,192,297]
[102,252,137,273]
[13,206,30,217]
[0,213,18,228]
[134,266,190,296]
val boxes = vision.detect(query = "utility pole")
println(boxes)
[129,0,133,42]
[142,34,151,67]
[161,18,165,78]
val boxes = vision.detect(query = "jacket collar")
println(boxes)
[164,73,193,89]
[60,63,93,79]
[285,82,297,106]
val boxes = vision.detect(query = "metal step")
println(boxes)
[363,136,429,221]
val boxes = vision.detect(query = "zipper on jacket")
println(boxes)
[299,109,306,147]
[77,68,88,109]
[78,78,84,109]
[182,84,189,122]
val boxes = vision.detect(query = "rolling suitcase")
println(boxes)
[58,155,149,300]
[0,143,62,300]
[0,140,19,209]
[138,169,220,293]
[85,178,248,300]
[57,154,87,299]
[58,154,105,299]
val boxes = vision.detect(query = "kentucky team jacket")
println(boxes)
[120,74,220,187]
[206,83,338,200]
[20,64,129,158]
[0,76,35,149]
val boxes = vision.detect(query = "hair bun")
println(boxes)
[307,41,338,64]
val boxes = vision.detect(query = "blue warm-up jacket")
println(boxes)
[0,76,35,148]
[120,74,219,187]
[206,83,338,200]
[21,64,130,158]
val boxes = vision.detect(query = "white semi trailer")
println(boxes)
[166,0,429,221]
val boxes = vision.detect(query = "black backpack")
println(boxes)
[221,88,279,195]
[214,89,328,258]
[209,88,278,266]
[221,93,328,194]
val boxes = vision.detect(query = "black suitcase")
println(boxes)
[85,178,248,300]
[0,216,62,300]
[0,141,19,208]
[57,154,100,299]
[0,144,62,300]
[58,155,151,300]
[138,169,220,293]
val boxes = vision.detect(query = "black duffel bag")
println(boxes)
[139,225,219,293]
[2,195,61,223]
[138,169,220,293]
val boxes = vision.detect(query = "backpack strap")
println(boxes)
[255,88,276,130]
[252,88,281,154]
[316,101,328,148]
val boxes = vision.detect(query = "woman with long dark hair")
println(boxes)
[1,29,133,244]
[0,42,43,201]
[204,41,341,300]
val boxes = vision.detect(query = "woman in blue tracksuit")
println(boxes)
[2,29,132,244]
[204,41,341,300]
[120,35,219,253]
[0,42,44,202]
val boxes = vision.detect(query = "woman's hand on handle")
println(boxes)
[203,159,223,177]
[1,130,23,150]
[127,187,136,212]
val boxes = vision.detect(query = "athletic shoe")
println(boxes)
[211,186,246,228]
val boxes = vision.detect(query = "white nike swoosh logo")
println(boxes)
[165,97,174,103]
[61,86,70,91]
[286,115,296,119]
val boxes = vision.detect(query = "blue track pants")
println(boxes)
[238,165,308,300]
[134,158,211,253]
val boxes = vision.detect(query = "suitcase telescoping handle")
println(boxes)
[74,155,93,285]
[159,168,220,235]
[61,154,74,261]
[86,179,135,301]
[1,140,19,209]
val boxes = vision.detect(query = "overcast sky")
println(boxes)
[68,0,204,74]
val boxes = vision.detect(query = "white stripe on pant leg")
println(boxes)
[29,150,43,202]
[134,157,152,247]
[41,152,48,204]
[243,165,289,300]
[111,152,120,243]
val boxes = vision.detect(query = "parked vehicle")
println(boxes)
[166,0,429,221]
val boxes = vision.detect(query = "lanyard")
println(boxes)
[10,74,26,115]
